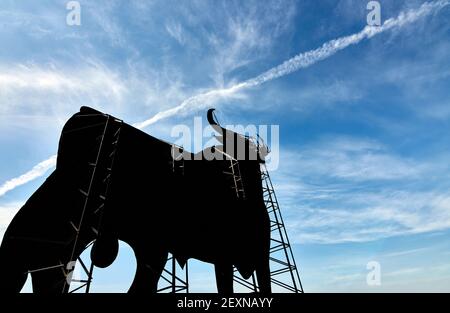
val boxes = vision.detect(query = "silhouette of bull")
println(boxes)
[0,107,271,293]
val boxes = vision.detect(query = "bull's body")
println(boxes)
[0,107,271,293]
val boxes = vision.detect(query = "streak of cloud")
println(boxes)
[0,155,56,197]
[135,0,449,129]
[0,0,448,198]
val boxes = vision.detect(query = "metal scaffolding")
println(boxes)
[24,113,123,293]
[260,163,303,293]
[157,254,189,293]
[65,114,123,293]
[161,161,303,293]
[25,111,302,293]
[229,163,303,293]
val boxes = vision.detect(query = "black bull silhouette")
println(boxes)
[0,107,271,293]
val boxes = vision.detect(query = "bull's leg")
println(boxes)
[255,241,272,294]
[31,266,68,293]
[0,257,27,293]
[255,258,271,293]
[128,247,168,293]
[256,222,272,294]
[214,263,233,293]
[1,236,71,293]
[0,240,29,293]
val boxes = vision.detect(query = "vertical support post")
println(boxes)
[172,257,176,293]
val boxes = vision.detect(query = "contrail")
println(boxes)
[0,155,57,197]
[134,0,449,129]
[0,0,447,198]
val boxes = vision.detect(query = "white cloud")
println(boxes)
[330,272,364,283]
[294,80,364,107]
[165,20,186,45]
[137,0,449,128]
[0,65,124,96]
[280,179,450,245]
[0,8,61,39]
[132,82,248,129]
[86,1,134,51]
[382,247,431,258]
[1,0,447,199]
[268,135,450,244]
[246,0,450,86]
[208,13,282,86]
[185,0,297,86]
[419,101,450,120]
[0,156,56,198]
[0,58,192,123]
[0,60,191,198]
[0,201,24,242]
[0,63,127,116]
[292,191,450,242]
[282,137,421,182]
[383,267,423,278]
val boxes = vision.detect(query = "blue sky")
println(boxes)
[1,0,450,292]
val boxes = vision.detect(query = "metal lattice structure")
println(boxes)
[260,164,303,293]
[225,157,246,200]
[65,114,123,293]
[230,163,303,293]
[24,111,302,293]
[162,161,303,293]
[25,113,123,293]
[157,254,189,293]
[156,150,189,293]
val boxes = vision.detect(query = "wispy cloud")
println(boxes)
[0,63,127,116]
[0,1,447,198]
[270,135,450,244]
[136,0,449,128]
[383,247,431,258]
[292,137,422,181]
[0,59,192,122]
[384,267,423,278]
[280,179,450,245]
[245,0,449,86]
[165,20,186,46]
[288,191,450,244]
[88,2,129,49]
[0,8,62,39]
[206,0,297,86]
[0,64,126,95]
[330,272,364,283]
[0,201,24,241]
[0,156,56,197]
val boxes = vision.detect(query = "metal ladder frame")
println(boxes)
[157,254,189,293]
[64,114,123,293]
[261,163,303,293]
